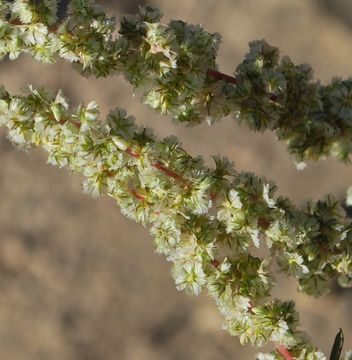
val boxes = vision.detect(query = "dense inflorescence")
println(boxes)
[0,84,352,359]
[1,1,352,359]
[2,1,352,164]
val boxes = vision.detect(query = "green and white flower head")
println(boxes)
[172,260,206,296]
[297,349,327,360]
[1,2,352,358]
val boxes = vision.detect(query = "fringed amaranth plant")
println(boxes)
[0,1,351,359]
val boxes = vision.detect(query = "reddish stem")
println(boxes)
[105,170,115,177]
[58,119,81,129]
[248,301,255,314]
[125,149,188,184]
[48,23,60,33]
[130,188,146,201]
[9,19,22,26]
[206,69,237,85]
[211,259,220,268]
[125,148,141,159]
[257,217,271,230]
[207,69,279,102]
[153,162,182,180]
[277,345,294,360]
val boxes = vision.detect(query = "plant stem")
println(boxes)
[206,69,237,85]
[277,345,294,360]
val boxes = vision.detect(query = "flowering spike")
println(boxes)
[3,4,352,162]
[0,3,351,359]
[0,85,350,358]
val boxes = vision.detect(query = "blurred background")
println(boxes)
[1,0,352,359]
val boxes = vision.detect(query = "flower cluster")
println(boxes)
[1,1,352,358]
[0,84,351,359]
[2,1,352,164]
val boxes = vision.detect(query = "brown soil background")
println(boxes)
[1,1,352,359]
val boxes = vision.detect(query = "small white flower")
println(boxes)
[344,351,352,360]
[263,183,276,208]
[112,136,129,151]
[288,252,309,275]
[257,353,276,360]
[269,319,289,343]
[298,349,327,360]
[295,161,307,171]
[21,24,48,46]
[172,261,206,296]
[234,295,251,313]
[250,228,260,248]
[220,257,231,273]
[229,189,243,209]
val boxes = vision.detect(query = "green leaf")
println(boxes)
[329,328,344,360]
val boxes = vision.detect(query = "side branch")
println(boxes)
[4,2,352,163]
[0,85,351,359]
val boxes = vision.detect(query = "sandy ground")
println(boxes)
[0,1,352,359]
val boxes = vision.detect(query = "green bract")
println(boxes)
[0,1,351,359]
